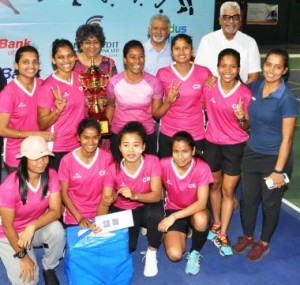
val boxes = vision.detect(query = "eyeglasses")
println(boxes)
[222,14,241,22]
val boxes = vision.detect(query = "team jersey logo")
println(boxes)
[17,102,26,108]
[193,84,201,89]
[188,183,196,188]
[209,97,216,104]
[99,170,106,176]
[72,172,82,179]
[142,177,151,183]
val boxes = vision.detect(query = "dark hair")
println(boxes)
[171,34,193,49]
[15,45,39,64]
[113,121,147,171]
[264,48,290,81]
[217,48,241,81]
[14,45,40,77]
[123,40,144,58]
[171,131,195,150]
[52,39,75,58]
[16,157,49,204]
[77,118,101,136]
[75,23,106,52]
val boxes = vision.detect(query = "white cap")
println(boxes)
[16,136,54,160]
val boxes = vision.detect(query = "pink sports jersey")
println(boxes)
[161,157,213,210]
[58,148,112,225]
[0,78,43,167]
[106,72,163,134]
[104,155,161,210]
[204,80,252,145]
[156,64,211,140]
[0,169,60,237]
[37,72,86,152]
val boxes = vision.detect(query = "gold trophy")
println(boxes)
[79,57,111,136]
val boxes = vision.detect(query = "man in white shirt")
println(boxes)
[143,14,173,76]
[194,1,261,84]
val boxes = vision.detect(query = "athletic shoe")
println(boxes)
[143,249,158,277]
[232,235,254,254]
[185,250,203,275]
[187,227,192,238]
[214,234,234,256]
[207,223,221,241]
[247,241,269,262]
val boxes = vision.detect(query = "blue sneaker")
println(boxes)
[185,250,203,275]
[213,235,234,256]
[207,223,221,241]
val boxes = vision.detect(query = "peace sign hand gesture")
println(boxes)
[51,85,67,113]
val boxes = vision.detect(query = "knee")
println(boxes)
[166,248,183,262]
[192,211,210,231]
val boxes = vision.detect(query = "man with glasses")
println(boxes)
[194,1,261,84]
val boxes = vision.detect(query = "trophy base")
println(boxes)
[99,119,110,136]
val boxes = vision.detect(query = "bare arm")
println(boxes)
[0,113,55,141]
[117,176,162,203]
[97,186,115,216]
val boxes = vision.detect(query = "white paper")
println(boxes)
[95,210,134,233]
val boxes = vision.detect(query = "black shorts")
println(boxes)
[165,210,190,234]
[204,140,246,176]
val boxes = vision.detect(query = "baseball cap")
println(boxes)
[16,136,54,160]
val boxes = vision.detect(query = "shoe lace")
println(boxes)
[218,235,230,246]
[185,251,204,266]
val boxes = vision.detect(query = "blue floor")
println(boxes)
[1,202,300,285]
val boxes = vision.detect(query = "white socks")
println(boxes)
[143,248,158,277]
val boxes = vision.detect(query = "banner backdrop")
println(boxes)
[0,0,214,81]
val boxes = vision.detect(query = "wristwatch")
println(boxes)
[13,249,27,259]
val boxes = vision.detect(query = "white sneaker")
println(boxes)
[143,248,158,277]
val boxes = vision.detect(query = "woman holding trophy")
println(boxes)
[37,39,86,170]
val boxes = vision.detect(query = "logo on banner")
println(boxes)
[86,15,103,25]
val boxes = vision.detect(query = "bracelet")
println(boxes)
[13,249,27,259]
[273,169,283,174]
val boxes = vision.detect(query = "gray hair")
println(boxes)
[149,14,170,28]
[220,1,241,16]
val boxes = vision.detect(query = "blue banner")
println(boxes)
[0,0,214,80]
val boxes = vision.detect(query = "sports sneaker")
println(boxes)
[143,249,158,277]
[207,223,221,241]
[214,234,233,256]
[43,269,59,285]
[247,241,269,262]
[185,250,203,275]
[232,235,254,254]
[187,227,192,238]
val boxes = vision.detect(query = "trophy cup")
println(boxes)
[79,57,111,136]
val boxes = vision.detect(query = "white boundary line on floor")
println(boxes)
[282,198,300,213]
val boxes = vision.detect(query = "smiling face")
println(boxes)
[263,53,288,85]
[80,36,101,58]
[123,46,145,75]
[27,156,49,175]
[78,126,101,155]
[148,18,169,44]
[172,140,195,171]
[219,6,241,39]
[52,45,76,74]
[15,51,39,79]
[218,54,240,84]
[119,132,145,164]
[171,38,193,64]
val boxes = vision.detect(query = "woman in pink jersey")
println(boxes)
[203,48,252,256]
[59,118,112,227]
[0,136,65,285]
[158,131,212,275]
[97,121,164,277]
[106,40,179,155]
[0,46,55,173]
[156,33,212,158]
[37,39,86,171]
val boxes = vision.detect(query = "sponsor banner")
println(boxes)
[0,0,214,81]
[247,3,279,25]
